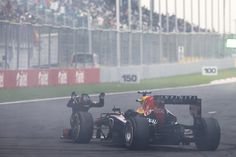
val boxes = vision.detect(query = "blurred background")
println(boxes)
[0,0,235,69]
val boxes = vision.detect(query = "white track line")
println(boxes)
[0,82,231,106]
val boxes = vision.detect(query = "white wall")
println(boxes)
[100,58,236,82]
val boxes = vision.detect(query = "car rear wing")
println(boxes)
[153,95,202,118]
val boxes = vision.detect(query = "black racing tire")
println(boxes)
[194,117,221,151]
[124,115,149,150]
[71,112,93,143]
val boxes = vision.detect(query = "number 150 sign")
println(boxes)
[120,72,140,84]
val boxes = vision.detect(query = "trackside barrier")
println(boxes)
[0,68,100,89]
[100,58,235,83]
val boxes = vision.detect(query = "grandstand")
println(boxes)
[0,0,208,32]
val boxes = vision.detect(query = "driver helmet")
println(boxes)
[139,96,149,104]
[143,96,155,109]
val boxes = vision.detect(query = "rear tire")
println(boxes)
[71,112,93,143]
[194,117,221,151]
[124,115,149,150]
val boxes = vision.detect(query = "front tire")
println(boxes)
[124,115,149,150]
[71,112,93,143]
[194,117,221,151]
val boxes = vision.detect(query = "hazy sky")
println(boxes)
[142,0,236,34]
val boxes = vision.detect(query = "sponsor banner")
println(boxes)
[28,70,39,87]
[58,70,68,85]
[38,71,49,86]
[0,72,4,88]
[120,72,140,84]
[75,70,85,84]
[0,68,100,89]
[202,66,218,76]
[84,68,100,84]
[16,71,28,87]
[48,69,60,86]
[3,70,20,88]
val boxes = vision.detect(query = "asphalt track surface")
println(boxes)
[0,83,236,157]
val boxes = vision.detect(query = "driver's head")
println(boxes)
[143,96,155,109]
[80,94,91,104]
[140,96,149,105]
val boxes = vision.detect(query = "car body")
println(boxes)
[63,91,220,150]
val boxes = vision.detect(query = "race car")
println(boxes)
[62,91,220,151]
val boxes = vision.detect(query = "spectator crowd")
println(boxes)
[0,0,209,32]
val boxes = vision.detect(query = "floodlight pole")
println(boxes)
[205,0,207,32]
[223,0,225,34]
[88,14,92,54]
[166,0,169,32]
[223,0,226,57]
[128,0,132,65]
[211,0,214,31]
[150,0,154,31]
[159,0,163,63]
[229,0,231,33]
[116,0,121,67]
[183,0,186,32]
[139,0,143,65]
[174,0,177,31]
[235,19,236,35]
[198,0,200,32]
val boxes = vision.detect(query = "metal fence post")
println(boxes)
[73,28,76,55]
[4,23,9,69]
[88,15,92,54]
[27,24,31,68]
[128,0,132,65]
[17,24,20,69]
[48,26,51,67]
[57,27,61,67]
[140,32,143,65]
[116,0,121,67]
[38,26,41,67]
[159,32,162,63]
